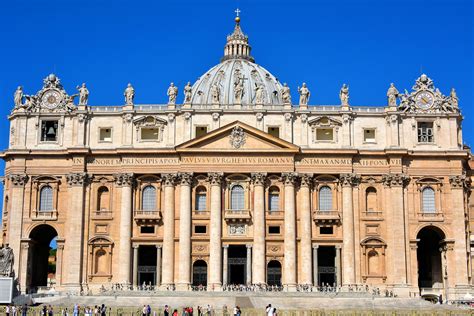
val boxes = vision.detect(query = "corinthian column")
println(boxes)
[63,172,88,290]
[177,172,193,291]
[382,173,409,286]
[300,174,313,285]
[161,173,177,287]
[7,174,28,287]
[251,172,266,285]
[449,175,469,286]
[114,173,134,284]
[208,172,223,291]
[340,173,359,286]
[282,172,298,291]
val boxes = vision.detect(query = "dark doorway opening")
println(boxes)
[267,260,282,286]
[417,227,444,289]
[318,246,336,286]
[192,260,208,286]
[228,245,246,285]
[138,245,157,285]
[27,224,58,293]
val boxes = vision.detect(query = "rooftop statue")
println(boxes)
[0,244,13,277]
[298,82,310,106]
[211,82,221,104]
[77,83,89,105]
[124,83,135,105]
[14,86,24,108]
[450,88,459,108]
[254,83,265,104]
[234,74,245,104]
[340,84,349,106]
[387,83,399,107]
[280,83,291,105]
[184,82,192,103]
[167,82,178,105]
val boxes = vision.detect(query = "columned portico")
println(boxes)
[161,173,177,288]
[300,174,313,285]
[208,173,223,290]
[177,172,193,290]
[282,172,297,291]
[340,173,358,286]
[251,172,266,285]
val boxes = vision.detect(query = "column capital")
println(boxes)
[340,173,360,187]
[300,173,313,187]
[449,175,470,190]
[312,244,319,249]
[335,244,342,249]
[66,172,88,186]
[156,244,162,249]
[207,172,223,186]
[133,245,139,249]
[281,172,298,186]
[8,174,28,187]
[222,244,229,249]
[113,173,134,187]
[246,244,253,249]
[179,172,194,186]
[382,173,410,187]
[251,172,267,186]
[161,173,178,186]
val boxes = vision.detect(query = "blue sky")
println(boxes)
[0,0,472,168]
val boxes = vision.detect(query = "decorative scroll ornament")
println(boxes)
[300,173,313,187]
[229,126,246,149]
[281,172,299,185]
[162,173,178,186]
[207,172,223,185]
[13,74,77,114]
[9,174,28,186]
[66,172,88,186]
[179,172,194,186]
[229,224,246,235]
[449,175,470,189]
[113,173,134,186]
[340,173,361,187]
[382,173,410,187]
[251,172,267,186]
[398,74,459,114]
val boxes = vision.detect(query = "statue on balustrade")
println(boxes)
[124,83,135,105]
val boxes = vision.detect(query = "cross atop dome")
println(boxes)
[221,9,254,63]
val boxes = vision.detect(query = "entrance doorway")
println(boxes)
[27,224,58,293]
[318,246,336,286]
[227,245,247,285]
[192,260,208,286]
[417,227,444,289]
[267,260,282,286]
[138,245,157,286]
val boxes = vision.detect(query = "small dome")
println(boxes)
[190,59,283,106]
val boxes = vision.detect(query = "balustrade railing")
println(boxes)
[32,209,58,220]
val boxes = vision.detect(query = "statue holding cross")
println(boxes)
[233,71,247,104]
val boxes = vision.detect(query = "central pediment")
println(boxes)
[176,121,300,153]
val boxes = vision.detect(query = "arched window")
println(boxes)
[142,185,156,211]
[95,249,107,274]
[268,187,280,212]
[422,187,435,213]
[97,186,109,211]
[39,185,53,211]
[231,185,245,210]
[366,187,377,212]
[195,187,207,211]
[318,186,332,211]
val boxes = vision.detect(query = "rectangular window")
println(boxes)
[195,126,208,138]
[140,226,155,234]
[194,225,207,234]
[268,127,280,138]
[363,129,376,143]
[417,122,434,143]
[320,227,333,235]
[316,128,334,141]
[141,128,159,141]
[41,120,59,142]
[99,128,112,142]
[268,226,281,234]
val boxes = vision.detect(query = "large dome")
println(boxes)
[190,15,284,106]
[190,59,283,106]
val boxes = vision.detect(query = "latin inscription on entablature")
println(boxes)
[296,158,352,166]
[80,157,180,166]
[181,156,293,165]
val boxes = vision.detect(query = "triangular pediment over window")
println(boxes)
[176,121,300,153]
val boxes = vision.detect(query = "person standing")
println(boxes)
[164,304,170,316]
[6,305,10,316]
[265,304,274,316]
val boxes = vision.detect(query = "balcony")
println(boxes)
[192,210,210,219]
[417,212,444,222]
[134,210,162,224]
[91,209,113,220]
[312,210,341,225]
[361,210,383,221]
[224,209,251,223]
[32,209,58,221]
[266,210,284,219]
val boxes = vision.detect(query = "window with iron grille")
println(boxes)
[318,186,332,211]
[418,122,434,143]
[230,185,245,210]
[142,185,156,211]
[195,188,207,211]
[422,187,436,213]
[39,186,53,211]
[268,187,280,212]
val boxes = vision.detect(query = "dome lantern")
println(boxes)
[221,9,254,63]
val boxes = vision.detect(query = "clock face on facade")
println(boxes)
[41,89,63,109]
[415,91,434,110]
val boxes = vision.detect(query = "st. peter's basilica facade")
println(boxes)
[1,14,473,300]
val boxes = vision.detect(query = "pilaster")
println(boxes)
[177,172,193,291]
[208,172,223,290]
[161,173,178,287]
[251,172,266,285]
[282,172,298,291]
[299,174,313,285]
